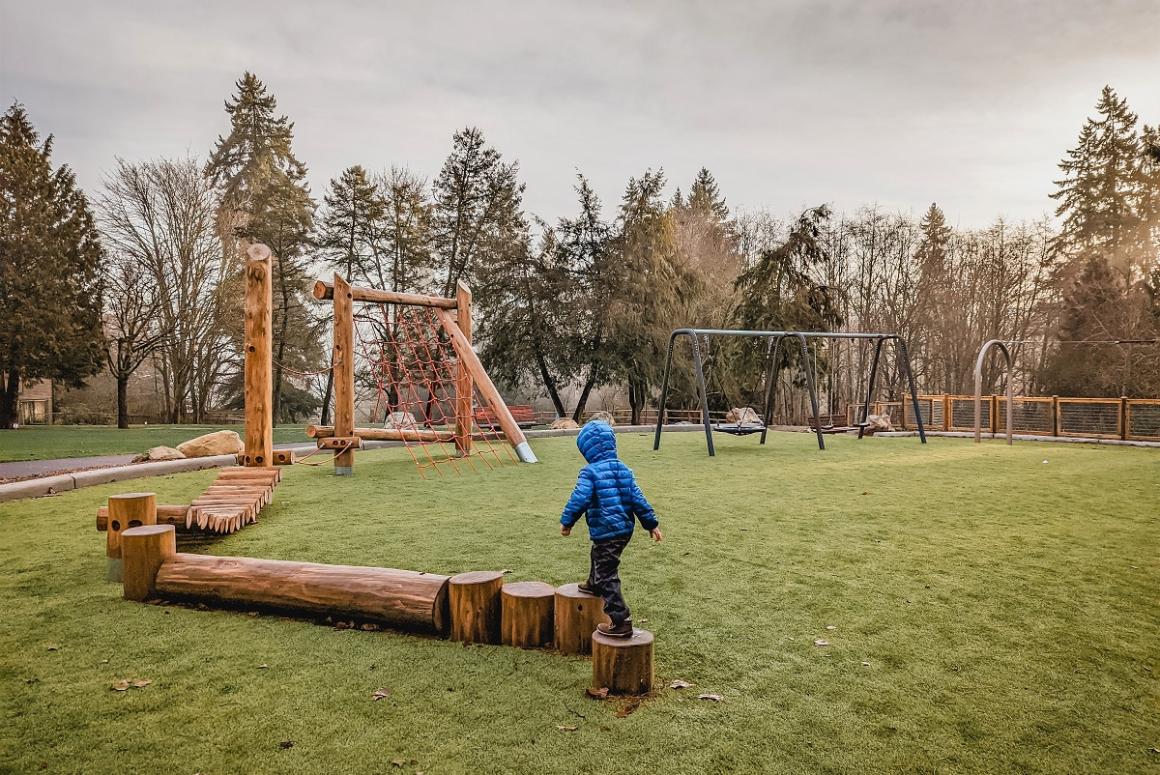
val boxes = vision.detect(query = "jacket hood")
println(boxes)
[577,420,617,463]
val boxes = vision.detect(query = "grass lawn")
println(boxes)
[1,432,1157,774]
[0,424,309,462]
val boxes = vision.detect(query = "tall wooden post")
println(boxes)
[1119,396,1129,440]
[106,493,156,582]
[455,281,474,457]
[333,274,356,476]
[242,244,273,467]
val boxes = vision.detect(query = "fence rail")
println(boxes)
[846,394,1160,442]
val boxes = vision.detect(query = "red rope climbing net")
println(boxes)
[352,304,516,478]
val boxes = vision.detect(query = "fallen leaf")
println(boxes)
[390,759,406,768]
[669,679,694,690]
[1147,747,1159,755]
[585,687,609,699]
[616,699,642,717]
[24,677,39,685]
[131,679,152,688]
[257,664,269,670]
[861,661,871,667]
[278,740,294,750]
[111,680,130,691]
[825,625,836,631]
[247,611,259,617]
[360,623,380,632]
[557,724,579,732]
[501,569,513,574]
[373,688,391,701]
[861,490,870,495]
[46,645,59,652]
[697,693,723,702]
[814,639,830,647]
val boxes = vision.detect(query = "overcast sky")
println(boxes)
[3,0,1159,227]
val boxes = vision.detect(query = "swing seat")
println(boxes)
[713,422,766,436]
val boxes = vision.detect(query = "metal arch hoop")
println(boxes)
[974,339,1014,445]
[653,328,927,456]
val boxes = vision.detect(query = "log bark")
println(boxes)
[591,628,654,695]
[122,525,176,601]
[500,581,555,649]
[332,273,355,475]
[106,493,156,582]
[154,554,450,635]
[554,582,611,656]
[97,504,188,531]
[242,243,273,467]
[312,280,457,309]
[455,281,473,456]
[448,570,504,644]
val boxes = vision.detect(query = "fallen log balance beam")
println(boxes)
[97,504,189,532]
[312,280,457,309]
[123,526,451,636]
[307,425,505,443]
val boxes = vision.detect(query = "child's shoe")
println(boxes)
[597,619,633,638]
[577,581,599,595]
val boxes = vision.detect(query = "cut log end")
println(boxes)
[449,570,505,644]
[501,581,555,649]
[591,628,654,696]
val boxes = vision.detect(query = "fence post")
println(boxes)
[1052,395,1060,437]
[1120,396,1128,441]
[943,394,951,431]
[990,395,999,435]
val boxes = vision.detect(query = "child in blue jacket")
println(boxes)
[560,420,662,638]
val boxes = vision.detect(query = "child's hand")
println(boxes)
[560,525,571,537]
[649,528,663,543]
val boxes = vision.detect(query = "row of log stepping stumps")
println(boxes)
[115,523,655,696]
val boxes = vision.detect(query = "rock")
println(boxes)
[587,411,615,425]
[132,446,186,463]
[725,407,761,425]
[382,411,419,430]
[862,413,893,434]
[176,430,244,458]
[550,418,580,430]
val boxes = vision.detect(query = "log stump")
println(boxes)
[554,582,610,655]
[448,571,504,644]
[106,493,156,582]
[501,581,555,649]
[591,628,654,695]
[122,525,176,601]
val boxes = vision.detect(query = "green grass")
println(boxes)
[1,432,1157,774]
[0,425,309,462]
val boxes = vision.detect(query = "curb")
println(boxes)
[876,430,1160,449]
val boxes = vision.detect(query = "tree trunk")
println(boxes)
[534,351,566,417]
[116,375,130,429]
[0,369,20,429]
[571,371,598,423]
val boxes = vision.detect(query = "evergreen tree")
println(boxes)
[914,203,954,389]
[206,73,321,423]
[374,167,435,294]
[431,127,526,298]
[686,167,729,222]
[0,103,104,428]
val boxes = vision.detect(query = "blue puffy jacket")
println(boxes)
[560,421,658,541]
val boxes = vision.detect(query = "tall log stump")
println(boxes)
[591,628,654,696]
[106,493,156,582]
[449,571,504,644]
[122,525,176,601]
[554,582,610,655]
[501,581,555,648]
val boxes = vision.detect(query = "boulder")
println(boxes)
[550,418,580,430]
[863,413,894,434]
[383,411,419,430]
[132,446,186,463]
[587,411,615,425]
[176,430,244,458]
[726,406,762,425]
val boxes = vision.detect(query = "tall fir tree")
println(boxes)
[374,167,435,295]
[914,203,954,390]
[0,103,104,428]
[686,167,729,222]
[206,73,321,423]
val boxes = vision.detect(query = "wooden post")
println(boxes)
[990,394,999,435]
[106,493,156,582]
[554,582,610,656]
[332,274,356,476]
[943,394,951,432]
[1052,395,1060,436]
[448,570,504,644]
[591,629,654,695]
[122,525,176,601]
[1120,396,1129,440]
[242,244,273,467]
[433,307,537,463]
[501,581,555,649]
[455,281,474,457]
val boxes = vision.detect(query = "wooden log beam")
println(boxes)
[312,279,457,310]
[433,307,537,463]
[307,425,457,443]
[448,570,504,644]
[154,555,450,635]
[592,629,654,696]
[501,581,555,649]
[317,436,364,450]
[122,525,176,601]
[97,504,188,532]
[242,243,274,467]
[554,582,610,656]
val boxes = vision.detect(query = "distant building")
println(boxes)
[18,379,52,425]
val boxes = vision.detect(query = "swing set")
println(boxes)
[653,328,928,455]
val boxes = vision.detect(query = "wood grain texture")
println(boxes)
[448,570,505,644]
[592,628,654,695]
[455,281,474,456]
[97,505,187,532]
[155,554,450,635]
[106,493,156,560]
[332,273,356,474]
[122,525,176,601]
[312,279,457,309]
[501,581,555,648]
[242,243,273,467]
[554,582,611,656]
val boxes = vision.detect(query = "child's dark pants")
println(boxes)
[587,536,631,624]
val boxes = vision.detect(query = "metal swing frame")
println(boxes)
[652,328,927,455]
